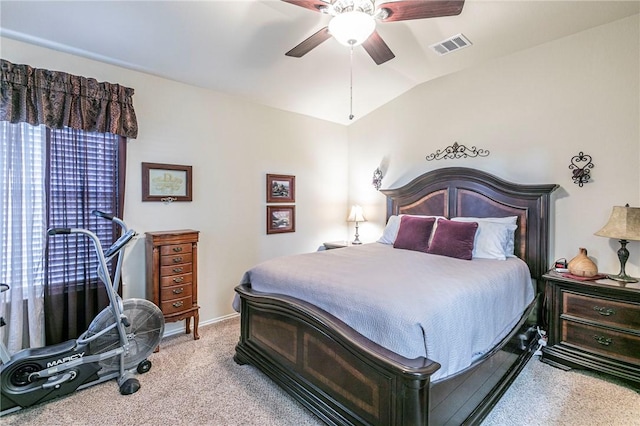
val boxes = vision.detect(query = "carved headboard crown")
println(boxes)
[380,167,558,280]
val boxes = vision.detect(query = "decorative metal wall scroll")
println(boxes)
[569,151,594,187]
[372,167,383,190]
[425,141,490,161]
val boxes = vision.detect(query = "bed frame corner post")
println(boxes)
[398,376,431,426]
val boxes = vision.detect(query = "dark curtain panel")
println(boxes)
[44,127,126,344]
[0,59,138,139]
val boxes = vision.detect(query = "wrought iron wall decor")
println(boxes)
[425,141,490,161]
[372,167,383,190]
[569,151,594,187]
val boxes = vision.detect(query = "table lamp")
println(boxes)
[347,205,366,245]
[594,204,640,283]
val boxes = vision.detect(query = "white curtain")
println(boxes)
[0,121,46,354]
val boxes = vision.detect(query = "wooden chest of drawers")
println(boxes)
[541,271,640,386]
[146,230,200,346]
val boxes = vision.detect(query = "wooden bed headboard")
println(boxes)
[380,167,558,280]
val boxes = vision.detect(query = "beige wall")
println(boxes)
[1,37,350,333]
[347,15,640,277]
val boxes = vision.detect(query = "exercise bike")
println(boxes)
[0,211,165,416]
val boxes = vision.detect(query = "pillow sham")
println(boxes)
[378,215,402,244]
[452,216,518,258]
[378,214,445,245]
[427,219,478,260]
[393,216,436,253]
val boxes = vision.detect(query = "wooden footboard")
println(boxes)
[235,284,539,426]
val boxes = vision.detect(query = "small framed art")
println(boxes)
[267,205,295,234]
[266,174,295,203]
[142,162,192,202]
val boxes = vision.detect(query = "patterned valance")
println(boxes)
[0,59,138,139]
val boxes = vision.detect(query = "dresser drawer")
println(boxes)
[160,272,192,288]
[562,291,640,330]
[161,295,193,315]
[160,253,193,266]
[161,283,193,302]
[561,320,640,365]
[160,263,193,277]
[160,243,192,256]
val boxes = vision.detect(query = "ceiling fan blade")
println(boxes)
[285,27,332,58]
[281,0,332,13]
[377,0,465,22]
[362,31,395,65]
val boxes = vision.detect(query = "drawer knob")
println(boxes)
[173,288,184,294]
[172,301,184,308]
[593,306,615,316]
[172,267,183,273]
[173,257,183,263]
[593,335,612,346]
[172,247,183,252]
[173,277,184,283]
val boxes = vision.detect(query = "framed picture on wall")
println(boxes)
[142,162,192,202]
[266,174,295,203]
[267,205,295,234]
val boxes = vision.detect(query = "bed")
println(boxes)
[234,167,558,425]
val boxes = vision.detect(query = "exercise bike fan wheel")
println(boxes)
[86,298,164,371]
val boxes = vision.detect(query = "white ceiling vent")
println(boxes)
[430,34,472,56]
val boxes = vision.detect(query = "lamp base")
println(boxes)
[606,273,639,284]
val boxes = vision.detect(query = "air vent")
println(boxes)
[430,34,472,56]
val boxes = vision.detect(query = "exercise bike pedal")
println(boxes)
[42,371,77,389]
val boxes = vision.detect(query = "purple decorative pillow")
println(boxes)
[393,216,436,253]
[427,219,478,260]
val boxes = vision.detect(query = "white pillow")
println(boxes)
[378,215,402,244]
[378,214,446,245]
[452,217,518,260]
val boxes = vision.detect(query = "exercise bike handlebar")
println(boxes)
[91,209,113,220]
[91,210,128,233]
[47,228,72,235]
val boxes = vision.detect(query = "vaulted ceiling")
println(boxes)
[1,1,638,125]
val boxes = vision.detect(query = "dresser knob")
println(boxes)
[173,277,184,283]
[172,267,183,273]
[172,301,184,308]
[173,257,183,263]
[172,288,184,294]
[172,247,183,252]
[593,335,612,346]
[593,306,615,316]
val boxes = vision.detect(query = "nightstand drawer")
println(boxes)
[161,283,193,302]
[561,320,640,365]
[160,263,193,277]
[160,272,193,288]
[562,292,640,330]
[160,243,192,256]
[161,295,193,315]
[160,253,193,266]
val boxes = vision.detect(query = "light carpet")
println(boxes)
[2,316,638,425]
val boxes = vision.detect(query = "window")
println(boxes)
[46,127,124,292]
[0,121,125,344]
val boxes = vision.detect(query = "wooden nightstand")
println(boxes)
[323,240,353,250]
[541,271,640,387]
[145,230,200,347]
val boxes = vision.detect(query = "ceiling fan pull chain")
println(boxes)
[349,45,354,120]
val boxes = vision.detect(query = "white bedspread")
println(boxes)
[235,243,534,381]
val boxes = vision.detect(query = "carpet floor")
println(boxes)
[2,316,638,425]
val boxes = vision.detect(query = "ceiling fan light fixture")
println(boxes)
[328,11,376,47]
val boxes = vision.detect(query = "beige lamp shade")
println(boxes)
[595,205,640,241]
[347,205,366,223]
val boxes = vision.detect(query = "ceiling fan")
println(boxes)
[283,0,465,65]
